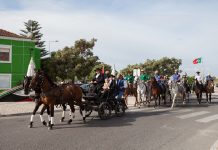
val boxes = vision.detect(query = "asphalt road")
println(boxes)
[1,94,218,150]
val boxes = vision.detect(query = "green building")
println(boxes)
[0,29,40,90]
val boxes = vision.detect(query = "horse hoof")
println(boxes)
[29,122,33,128]
[48,124,53,130]
[83,117,86,123]
[48,121,51,127]
[42,121,47,126]
[60,117,65,122]
[68,119,72,124]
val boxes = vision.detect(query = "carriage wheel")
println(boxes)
[115,101,125,117]
[98,102,111,120]
[80,104,92,117]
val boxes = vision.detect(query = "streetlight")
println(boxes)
[48,40,59,57]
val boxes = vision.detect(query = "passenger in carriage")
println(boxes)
[104,70,111,79]
[116,74,125,99]
[91,68,104,95]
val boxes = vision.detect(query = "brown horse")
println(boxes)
[204,80,214,103]
[124,81,138,107]
[23,76,69,128]
[30,70,85,130]
[148,77,166,107]
[194,79,203,104]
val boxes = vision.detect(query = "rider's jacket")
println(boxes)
[124,75,134,83]
[172,73,181,82]
[116,79,125,92]
[206,75,213,82]
[140,74,150,82]
[92,73,104,85]
[154,75,161,83]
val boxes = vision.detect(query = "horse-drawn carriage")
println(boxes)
[80,84,126,120]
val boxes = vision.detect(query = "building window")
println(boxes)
[0,74,11,89]
[0,45,12,63]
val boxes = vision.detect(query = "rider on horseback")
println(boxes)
[195,71,203,84]
[124,70,134,84]
[154,70,165,92]
[171,69,181,82]
[206,74,214,93]
[139,69,150,83]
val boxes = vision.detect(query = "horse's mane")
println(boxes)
[41,72,57,87]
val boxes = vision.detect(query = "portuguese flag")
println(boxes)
[193,57,202,64]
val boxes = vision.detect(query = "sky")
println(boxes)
[1,0,218,76]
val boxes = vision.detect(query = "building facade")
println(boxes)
[0,29,40,89]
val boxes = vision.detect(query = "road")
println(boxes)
[1,94,218,150]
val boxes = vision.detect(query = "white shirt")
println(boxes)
[195,75,202,82]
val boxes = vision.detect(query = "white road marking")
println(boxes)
[210,139,218,150]
[196,114,218,123]
[177,111,210,119]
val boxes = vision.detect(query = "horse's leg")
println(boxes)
[39,105,48,126]
[171,94,177,109]
[60,104,67,122]
[209,92,212,103]
[29,101,42,128]
[48,104,54,130]
[183,93,186,104]
[68,103,75,124]
[206,92,209,103]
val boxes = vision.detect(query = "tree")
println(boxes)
[42,38,99,83]
[20,20,48,57]
[120,57,182,76]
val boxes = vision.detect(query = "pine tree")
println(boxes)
[20,20,48,57]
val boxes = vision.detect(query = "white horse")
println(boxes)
[168,80,186,109]
[135,77,147,108]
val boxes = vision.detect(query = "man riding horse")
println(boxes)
[206,74,214,93]
[154,70,165,92]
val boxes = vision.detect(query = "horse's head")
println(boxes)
[23,76,32,95]
[30,70,43,91]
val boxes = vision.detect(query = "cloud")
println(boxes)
[1,0,218,76]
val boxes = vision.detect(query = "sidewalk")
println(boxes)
[0,97,137,117]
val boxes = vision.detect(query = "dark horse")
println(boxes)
[23,76,68,128]
[124,81,138,107]
[194,79,203,104]
[148,77,166,107]
[205,80,214,103]
[29,70,85,130]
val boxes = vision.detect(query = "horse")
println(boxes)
[135,77,147,108]
[23,76,69,128]
[204,80,214,103]
[124,78,138,107]
[29,70,85,130]
[148,77,166,107]
[194,79,203,104]
[168,80,186,109]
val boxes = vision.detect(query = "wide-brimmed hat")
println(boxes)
[196,71,200,73]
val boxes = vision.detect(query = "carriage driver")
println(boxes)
[139,69,150,83]
[91,68,105,94]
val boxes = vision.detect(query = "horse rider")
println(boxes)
[139,69,150,83]
[171,69,181,82]
[154,70,165,92]
[124,70,134,86]
[195,71,203,84]
[205,74,214,92]
[91,68,105,95]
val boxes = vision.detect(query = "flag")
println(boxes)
[193,57,202,64]
[101,64,104,74]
